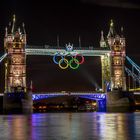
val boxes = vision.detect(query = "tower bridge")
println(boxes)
[1,16,140,112]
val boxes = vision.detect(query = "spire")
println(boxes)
[11,14,16,33]
[57,35,59,47]
[100,30,104,42]
[107,19,115,38]
[18,27,21,33]
[121,26,124,37]
[110,19,113,27]
[5,27,7,37]
[8,22,11,34]
[30,80,33,92]
[100,30,107,48]
[9,22,11,27]
[22,22,26,34]
[79,36,81,47]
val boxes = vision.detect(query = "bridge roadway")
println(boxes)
[0,92,140,100]
[0,92,106,101]
[32,92,106,101]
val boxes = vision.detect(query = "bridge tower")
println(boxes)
[3,15,32,113]
[4,15,26,93]
[107,20,126,91]
[100,31,111,92]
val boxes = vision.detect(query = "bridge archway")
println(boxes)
[32,93,106,112]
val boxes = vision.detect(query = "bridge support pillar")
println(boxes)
[106,90,135,112]
[96,99,106,112]
[3,92,32,113]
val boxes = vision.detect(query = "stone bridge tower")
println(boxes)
[4,15,26,93]
[107,20,126,91]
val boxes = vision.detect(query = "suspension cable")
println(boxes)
[0,53,7,63]
[126,56,140,72]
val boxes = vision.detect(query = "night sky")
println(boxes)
[0,0,140,92]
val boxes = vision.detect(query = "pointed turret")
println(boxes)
[30,80,33,92]
[107,19,115,38]
[57,35,59,47]
[11,14,16,33]
[22,23,26,34]
[100,31,107,48]
[79,36,81,48]
[101,30,104,42]
[7,22,11,34]
[18,27,21,34]
[121,26,124,37]
[5,27,7,37]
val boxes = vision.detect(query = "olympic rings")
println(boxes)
[53,52,85,69]
[74,54,85,64]
[69,58,79,69]
[59,58,69,69]
[53,53,64,64]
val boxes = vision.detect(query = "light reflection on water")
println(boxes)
[0,113,139,140]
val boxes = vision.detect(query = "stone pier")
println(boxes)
[106,89,135,112]
[3,92,32,113]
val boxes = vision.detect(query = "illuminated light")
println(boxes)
[74,54,85,64]
[117,82,120,85]
[59,58,69,69]
[43,106,47,109]
[14,79,21,86]
[39,106,42,109]
[92,102,96,106]
[99,88,102,91]
[110,19,114,27]
[107,53,110,57]
[101,55,104,60]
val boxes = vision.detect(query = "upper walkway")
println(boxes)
[25,45,111,56]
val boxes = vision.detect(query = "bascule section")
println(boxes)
[4,15,26,93]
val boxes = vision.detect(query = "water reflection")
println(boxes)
[0,113,139,140]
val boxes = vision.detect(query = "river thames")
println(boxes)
[0,112,139,140]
